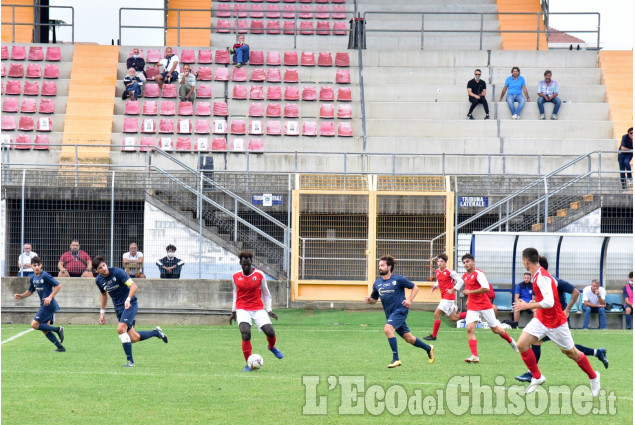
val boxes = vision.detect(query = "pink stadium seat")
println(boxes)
[213,101,229,116]
[214,67,229,81]
[266,68,281,82]
[125,100,140,115]
[266,20,281,34]
[332,5,346,19]
[45,47,61,61]
[266,120,282,135]
[282,5,296,19]
[318,52,333,66]
[196,84,212,98]
[146,49,161,63]
[9,63,24,77]
[217,3,232,17]
[122,136,137,152]
[159,119,175,133]
[34,134,50,150]
[283,21,295,35]
[161,84,177,98]
[250,20,265,34]
[333,21,347,35]
[1,45,8,60]
[36,116,51,132]
[194,137,210,151]
[299,6,312,19]
[230,138,245,152]
[232,84,248,99]
[217,19,232,33]
[320,121,335,136]
[266,4,281,18]
[336,69,351,84]
[283,68,299,83]
[215,50,230,64]
[145,66,159,80]
[266,51,281,66]
[250,68,266,82]
[1,63,4,77]
[180,49,195,64]
[335,52,350,67]
[141,118,157,133]
[212,120,228,134]
[11,45,26,60]
[144,84,160,98]
[248,138,264,152]
[2,97,18,112]
[6,80,22,95]
[284,120,299,136]
[230,120,247,134]
[319,86,334,101]
[43,64,59,79]
[195,119,210,134]
[232,66,247,82]
[15,135,32,149]
[158,137,174,151]
[284,103,299,118]
[249,120,263,135]
[142,101,158,115]
[337,87,352,101]
[28,46,44,61]
[338,122,353,137]
[1,115,16,130]
[39,99,55,114]
[140,137,156,151]
[316,22,330,35]
[266,86,282,100]
[266,102,281,117]
[302,86,317,101]
[250,85,265,100]
[177,119,192,134]
[250,51,265,65]
[301,52,315,66]
[316,5,329,18]
[41,81,57,96]
[331,0,346,3]
[123,117,139,133]
[211,137,227,151]
[160,101,176,115]
[337,104,353,119]
[195,102,211,116]
[235,3,248,18]
[198,50,213,63]
[284,86,299,101]
[319,103,334,118]
[300,21,315,35]
[302,121,317,136]
[236,19,249,33]
[283,51,298,66]
[178,101,193,115]
[197,66,212,80]
[249,102,264,117]
[250,4,265,18]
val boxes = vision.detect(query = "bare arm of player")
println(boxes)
[43,283,62,306]
[14,290,33,299]
[564,288,581,316]
[99,292,108,324]
[364,296,378,304]
[403,284,419,308]
[125,281,137,310]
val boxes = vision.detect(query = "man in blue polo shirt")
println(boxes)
[364,255,434,368]
[499,66,530,119]
[514,272,534,324]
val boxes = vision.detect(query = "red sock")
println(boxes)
[500,331,513,343]
[459,312,467,320]
[468,339,478,356]
[521,349,541,379]
[432,320,441,337]
[576,354,597,379]
[242,340,252,362]
[266,334,276,350]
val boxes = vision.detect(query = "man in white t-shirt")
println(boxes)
[582,279,606,330]
[18,243,38,277]
[154,47,180,89]
[123,242,145,278]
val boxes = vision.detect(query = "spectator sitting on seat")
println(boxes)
[154,47,180,89]
[537,70,561,120]
[58,239,93,277]
[18,243,38,277]
[126,48,146,93]
[617,127,633,191]
[179,64,196,103]
[123,242,146,278]
[582,279,607,330]
[623,272,633,329]
[228,35,249,67]
[513,272,535,325]
[156,244,184,279]
[123,67,142,101]
[466,69,489,120]
[498,66,530,120]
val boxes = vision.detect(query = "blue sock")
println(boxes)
[413,338,431,352]
[38,323,59,332]
[122,342,133,362]
[138,330,158,341]
[575,344,594,356]
[531,344,541,363]
[388,337,399,361]
[44,331,62,348]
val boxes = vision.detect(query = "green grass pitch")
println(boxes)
[2,310,632,424]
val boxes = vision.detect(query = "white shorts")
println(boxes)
[523,318,575,350]
[465,309,501,328]
[236,309,272,331]
[436,299,458,316]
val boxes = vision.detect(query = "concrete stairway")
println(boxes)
[1,0,33,43]
[599,50,633,141]
[495,0,547,50]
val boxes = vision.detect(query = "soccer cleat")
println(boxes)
[484,114,490,120]
[590,371,601,397]
[466,114,474,120]
[423,334,436,341]
[515,371,532,382]
[57,326,65,343]
[551,114,558,120]
[540,114,545,120]
[54,346,66,352]
[242,364,252,372]
[268,346,284,359]
[596,348,608,369]
[525,374,546,394]
[427,345,435,364]
[387,360,402,368]
[123,361,135,367]
[509,339,519,353]
[464,355,480,363]
[155,326,168,343]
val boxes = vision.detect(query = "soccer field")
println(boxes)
[2,310,632,425]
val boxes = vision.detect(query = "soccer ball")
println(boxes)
[247,354,264,370]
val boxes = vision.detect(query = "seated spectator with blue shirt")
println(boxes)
[123,67,142,101]
[537,70,561,120]
[156,244,184,279]
[513,272,535,324]
[499,66,530,120]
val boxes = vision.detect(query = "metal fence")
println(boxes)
[1,4,75,43]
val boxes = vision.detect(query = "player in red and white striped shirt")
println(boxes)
[514,247,600,396]
[229,251,283,371]
[461,253,518,363]
[423,254,464,341]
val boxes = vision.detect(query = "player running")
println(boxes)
[93,256,168,367]
[461,253,518,363]
[14,257,65,352]
[514,248,600,396]
[423,254,464,341]
[364,255,434,368]
[229,251,283,372]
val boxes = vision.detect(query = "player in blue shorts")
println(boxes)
[364,255,434,368]
[93,256,168,367]
[14,257,66,352]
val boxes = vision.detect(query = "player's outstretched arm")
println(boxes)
[364,296,377,304]
[14,290,33,299]
[229,311,237,325]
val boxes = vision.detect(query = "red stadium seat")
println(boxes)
[266,68,281,82]
[217,3,232,17]
[214,67,229,81]
[337,122,353,137]
[36,116,52,132]
[284,120,299,136]
[211,137,227,151]
[125,100,140,115]
[284,51,298,66]
[250,4,265,18]
[283,21,295,35]
[15,134,32,149]
[250,85,265,100]
[142,101,158,115]
[248,138,264,152]
[232,84,248,99]
[1,63,4,77]
[230,119,247,134]
[316,21,330,35]
[6,80,22,95]
[34,134,50,150]
[250,51,265,65]
[230,138,245,152]
[213,101,229,116]
[249,120,263,135]
[1,45,8,60]
[2,97,18,112]
[299,5,312,19]
[236,20,249,33]
[1,115,16,130]
[250,68,266,82]
[159,119,175,133]
[123,117,139,133]
[250,20,265,34]
[122,136,137,152]
[319,121,335,136]
[336,69,351,84]
[140,137,156,151]
[217,19,232,33]
[266,86,282,100]
[337,87,352,101]
[337,104,353,119]
[195,102,211,116]
[45,47,61,61]
[141,119,157,133]
[198,50,213,63]
[196,84,212,98]
[284,103,299,118]
[159,137,174,151]
[213,120,228,134]
[266,102,281,117]
[284,86,299,101]
[197,66,213,80]
[266,120,282,135]
[145,66,159,80]
[302,86,317,101]
[235,3,248,18]
[194,137,210,151]
[318,52,333,66]
[195,119,210,134]
[335,52,350,67]
[232,66,247,82]
[319,103,334,118]
[160,101,176,115]
[316,5,329,19]
[39,99,55,114]
[301,52,315,66]
[333,21,347,35]
[282,5,296,19]
[11,45,26,60]
[144,84,160,98]
[283,69,299,83]
[43,64,59,79]
[177,119,192,134]
[302,121,317,136]
[24,81,40,96]
[266,20,281,34]
[266,4,281,18]
[9,63,24,77]
[248,102,264,117]
[319,86,334,101]
[333,6,346,19]
[146,49,161,63]
[161,84,177,98]
[180,49,195,64]
[299,21,315,35]
[215,50,230,64]
[178,101,193,116]
[331,0,346,3]
[266,51,281,66]
[27,64,43,79]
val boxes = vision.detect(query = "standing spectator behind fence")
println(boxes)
[58,240,93,278]
[18,243,38,277]
[499,66,530,120]
[618,127,633,191]
[624,272,633,330]
[123,67,142,101]
[126,47,146,92]
[123,242,146,279]
[537,70,561,120]
[154,47,179,89]
[229,35,249,67]
[466,69,489,120]
[582,279,607,330]
[156,244,184,279]
[179,64,196,103]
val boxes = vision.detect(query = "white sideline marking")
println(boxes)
[1,328,34,344]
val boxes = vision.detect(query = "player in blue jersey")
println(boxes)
[364,255,434,368]
[92,256,168,367]
[515,255,608,382]
[14,257,66,352]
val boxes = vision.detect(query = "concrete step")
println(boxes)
[359,0,496,5]
[357,4,499,15]
[360,50,488,67]
[499,120,613,139]
[365,34,502,50]
[491,68,602,85]
[367,119,497,138]
[490,50,598,68]
[365,19,500,31]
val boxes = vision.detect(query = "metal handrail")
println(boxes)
[1,4,74,43]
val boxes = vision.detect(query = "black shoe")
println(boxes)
[466,114,474,120]
[54,346,66,352]
[423,334,436,341]
[515,371,532,382]
[484,114,490,120]
[57,326,65,343]
[596,348,609,369]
